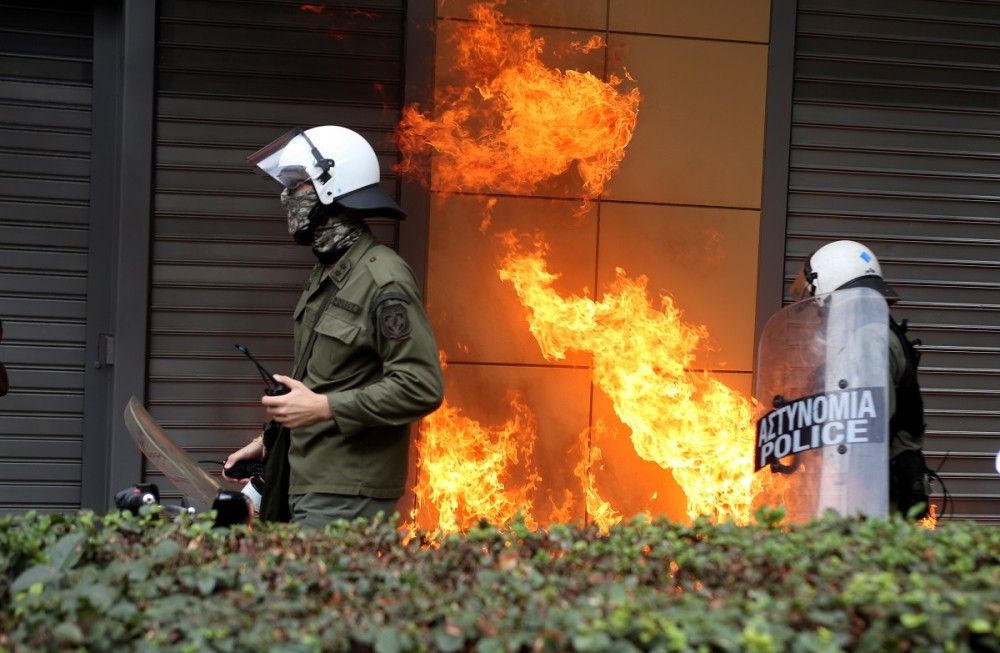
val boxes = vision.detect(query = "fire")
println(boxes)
[398,1,765,531]
[409,358,541,537]
[919,503,938,530]
[571,35,607,55]
[574,423,622,532]
[498,233,763,523]
[396,2,639,198]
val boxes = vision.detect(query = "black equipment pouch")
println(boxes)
[890,449,931,520]
[113,483,160,514]
[226,458,265,480]
[888,318,926,444]
[212,490,253,528]
[259,420,292,522]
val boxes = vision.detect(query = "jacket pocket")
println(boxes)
[308,312,363,383]
[314,312,360,345]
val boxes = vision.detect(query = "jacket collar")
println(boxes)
[305,229,378,296]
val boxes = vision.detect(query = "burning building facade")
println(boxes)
[399,2,771,531]
[1,0,996,524]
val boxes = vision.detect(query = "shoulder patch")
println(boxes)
[372,291,410,314]
[379,303,411,340]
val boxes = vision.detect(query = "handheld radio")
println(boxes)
[235,344,290,396]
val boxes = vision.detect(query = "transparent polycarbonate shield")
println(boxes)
[753,287,889,522]
[123,397,221,510]
[247,127,313,189]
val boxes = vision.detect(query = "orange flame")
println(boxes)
[397,2,639,198]
[919,503,938,530]
[400,2,766,532]
[571,35,607,54]
[498,233,763,523]
[574,423,622,532]
[409,372,541,537]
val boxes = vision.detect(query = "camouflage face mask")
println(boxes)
[312,214,366,264]
[281,184,320,245]
[280,185,365,263]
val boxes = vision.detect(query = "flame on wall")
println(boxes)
[498,233,763,522]
[575,423,624,532]
[410,395,541,535]
[397,2,639,198]
[400,1,768,534]
[408,356,541,538]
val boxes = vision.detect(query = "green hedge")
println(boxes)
[1,509,997,652]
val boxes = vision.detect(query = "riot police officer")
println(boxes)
[224,126,444,527]
[791,240,932,519]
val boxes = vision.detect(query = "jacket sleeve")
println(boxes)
[325,280,444,434]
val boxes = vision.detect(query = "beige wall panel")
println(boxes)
[431,21,608,198]
[426,194,598,366]
[610,0,771,43]
[604,35,767,208]
[434,21,605,90]
[412,363,591,527]
[437,0,607,30]
[590,372,753,523]
[597,202,760,371]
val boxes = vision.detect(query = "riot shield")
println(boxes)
[753,287,889,522]
[123,397,221,510]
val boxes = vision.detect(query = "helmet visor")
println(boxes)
[247,129,314,190]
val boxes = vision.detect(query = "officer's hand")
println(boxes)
[222,437,265,482]
[261,375,333,429]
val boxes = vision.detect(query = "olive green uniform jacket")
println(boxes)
[288,230,444,499]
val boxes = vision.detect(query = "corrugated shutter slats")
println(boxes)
[146,0,406,497]
[0,1,94,513]
[788,0,1000,523]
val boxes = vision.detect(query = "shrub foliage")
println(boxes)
[1,508,998,652]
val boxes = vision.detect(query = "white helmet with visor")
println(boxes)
[247,125,404,218]
[790,240,899,303]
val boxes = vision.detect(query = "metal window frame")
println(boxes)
[753,0,797,355]
[398,0,435,291]
[82,0,156,510]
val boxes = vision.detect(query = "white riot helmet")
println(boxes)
[791,240,899,303]
[248,126,404,218]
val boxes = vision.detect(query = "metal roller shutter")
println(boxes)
[0,1,95,513]
[786,0,1000,523]
[147,0,407,498]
